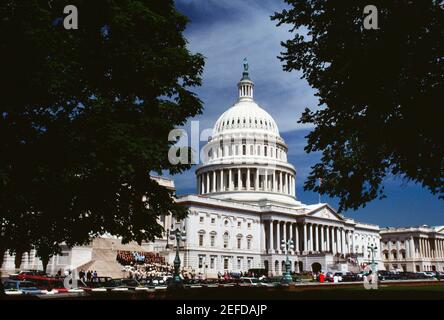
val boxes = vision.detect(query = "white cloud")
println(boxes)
[178,0,319,133]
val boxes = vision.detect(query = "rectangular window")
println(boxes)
[237,259,241,270]
[247,222,251,229]
[247,259,252,269]
[210,257,215,269]
[237,238,241,249]
[224,258,229,270]
[238,221,241,227]
[199,216,204,223]
[199,256,203,269]
[247,239,251,250]
[211,218,215,224]
[199,234,204,246]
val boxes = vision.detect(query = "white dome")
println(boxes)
[196,60,300,207]
[213,100,280,136]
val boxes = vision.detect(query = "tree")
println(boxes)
[0,0,204,270]
[272,0,444,211]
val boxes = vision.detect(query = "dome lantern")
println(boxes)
[238,57,254,101]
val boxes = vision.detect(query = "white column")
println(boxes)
[351,231,355,254]
[409,237,415,259]
[212,171,216,192]
[220,169,223,191]
[260,222,266,252]
[269,220,274,253]
[206,172,210,194]
[336,227,342,253]
[326,227,330,252]
[237,168,241,190]
[303,223,307,253]
[332,227,337,254]
[276,221,281,254]
[314,224,319,252]
[229,169,233,191]
[246,168,250,191]
[295,223,299,253]
[279,171,283,192]
[264,169,268,191]
[341,229,346,254]
[255,169,259,191]
[200,175,204,194]
[272,171,276,192]
[396,240,401,260]
[287,174,291,195]
[309,223,313,252]
[289,223,294,254]
[282,222,287,251]
[320,225,324,252]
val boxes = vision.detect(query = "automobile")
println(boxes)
[83,276,113,288]
[333,272,343,282]
[11,270,48,281]
[341,272,359,282]
[323,272,335,282]
[423,272,436,279]
[3,280,43,295]
[238,277,260,286]
[258,278,279,287]
[104,278,142,290]
[140,277,169,288]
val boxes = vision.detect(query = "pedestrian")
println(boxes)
[86,270,92,282]
[319,271,325,283]
[93,270,98,282]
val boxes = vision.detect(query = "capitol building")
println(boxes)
[1,64,443,278]
[168,65,382,277]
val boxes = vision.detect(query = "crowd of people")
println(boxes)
[116,250,165,266]
[56,268,99,283]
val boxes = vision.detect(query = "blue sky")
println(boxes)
[168,0,443,228]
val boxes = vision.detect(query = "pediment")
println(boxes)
[308,205,343,221]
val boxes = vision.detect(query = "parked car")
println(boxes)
[104,278,141,290]
[258,278,279,287]
[11,270,48,281]
[84,276,113,288]
[238,277,260,286]
[341,272,359,282]
[333,272,343,282]
[422,272,436,279]
[3,280,42,295]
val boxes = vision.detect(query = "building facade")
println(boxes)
[380,226,444,272]
[168,65,382,277]
[4,64,442,279]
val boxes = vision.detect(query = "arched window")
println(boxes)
[210,231,217,247]
[236,234,243,249]
[198,230,205,247]
[247,235,253,250]
[223,232,229,249]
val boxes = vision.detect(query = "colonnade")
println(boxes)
[265,220,357,255]
[198,168,295,196]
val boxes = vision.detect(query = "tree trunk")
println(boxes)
[0,247,5,269]
[41,256,50,274]
[14,251,23,270]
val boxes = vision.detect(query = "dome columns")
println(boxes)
[197,167,295,196]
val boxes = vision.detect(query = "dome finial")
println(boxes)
[238,57,253,100]
[242,57,250,80]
